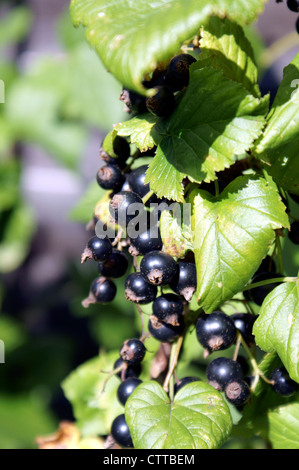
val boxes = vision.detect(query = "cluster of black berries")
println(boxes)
[120,53,196,118]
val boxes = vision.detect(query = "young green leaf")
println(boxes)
[253,280,299,383]
[125,380,232,449]
[190,176,289,313]
[70,0,268,94]
[254,53,299,195]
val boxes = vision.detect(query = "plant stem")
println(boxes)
[242,276,297,292]
[238,333,274,388]
[142,190,154,204]
[275,232,284,274]
[163,335,184,394]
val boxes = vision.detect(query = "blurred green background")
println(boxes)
[0,0,298,449]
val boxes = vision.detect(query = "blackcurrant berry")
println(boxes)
[206,357,243,391]
[174,376,201,395]
[255,255,276,275]
[169,261,197,301]
[231,313,256,345]
[146,86,175,117]
[236,355,250,376]
[111,414,133,448]
[114,358,142,380]
[119,88,147,114]
[270,367,299,397]
[120,338,146,365]
[99,135,130,169]
[196,311,236,352]
[98,250,129,278]
[125,272,157,304]
[165,53,196,91]
[152,293,184,326]
[247,272,283,306]
[81,236,112,263]
[224,379,250,406]
[82,277,117,307]
[129,226,162,256]
[117,378,142,406]
[109,191,145,226]
[148,315,184,342]
[127,165,158,205]
[289,192,299,204]
[288,221,299,244]
[140,250,177,286]
[287,0,299,12]
[96,164,125,191]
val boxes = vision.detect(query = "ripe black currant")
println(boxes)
[117,378,142,406]
[99,135,130,169]
[120,338,146,365]
[148,315,184,342]
[109,191,145,226]
[81,235,112,263]
[270,367,299,397]
[96,164,125,191]
[165,53,196,91]
[206,357,243,391]
[224,379,250,406]
[255,255,276,275]
[114,358,142,380]
[119,88,147,114]
[231,313,256,345]
[97,250,129,278]
[129,225,162,256]
[152,293,184,326]
[111,414,133,448]
[127,165,158,205]
[287,0,299,12]
[145,86,175,117]
[169,261,197,301]
[236,355,250,376]
[247,272,283,306]
[82,276,117,307]
[196,311,236,352]
[140,250,177,286]
[288,221,299,244]
[125,272,157,304]
[174,376,201,395]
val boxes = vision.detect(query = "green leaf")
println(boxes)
[70,180,106,223]
[190,176,289,312]
[144,65,268,201]
[160,205,193,259]
[125,380,232,449]
[253,280,299,383]
[254,54,299,195]
[62,351,123,437]
[268,403,299,449]
[198,17,260,97]
[70,0,267,94]
[115,114,157,152]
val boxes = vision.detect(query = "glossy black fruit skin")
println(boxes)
[169,262,197,301]
[152,293,184,322]
[91,277,117,303]
[165,53,196,91]
[270,367,299,397]
[247,272,283,306]
[127,165,158,205]
[255,255,276,276]
[120,339,146,365]
[119,88,147,114]
[114,358,142,380]
[206,357,243,391]
[109,191,145,226]
[98,250,129,278]
[224,379,250,406]
[174,376,201,395]
[236,355,249,376]
[231,313,256,345]
[83,236,112,262]
[140,250,177,286]
[288,221,299,244]
[96,164,125,191]
[148,316,184,342]
[287,0,299,12]
[117,378,142,406]
[146,86,175,117]
[196,311,237,352]
[99,135,130,169]
[111,414,133,448]
[125,272,157,304]
[129,226,162,256]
